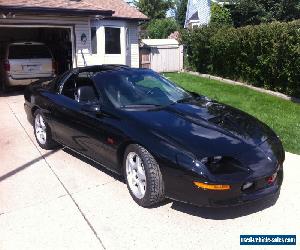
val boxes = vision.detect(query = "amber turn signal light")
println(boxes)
[193,181,231,191]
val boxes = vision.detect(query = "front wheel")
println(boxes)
[33,110,58,150]
[124,144,165,207]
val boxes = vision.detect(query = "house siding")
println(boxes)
[75,22,92,67]
[89,19,139,67]
[127,22,139,68]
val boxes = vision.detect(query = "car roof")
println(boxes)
[73,64,140,74]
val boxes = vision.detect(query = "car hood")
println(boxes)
[126,97,278,159]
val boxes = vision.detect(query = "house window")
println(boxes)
[91,27,97,54]
[105,27,121,54]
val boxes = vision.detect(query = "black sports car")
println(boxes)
[24,65,284,207]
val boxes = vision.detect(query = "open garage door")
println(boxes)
[0,26,74,90]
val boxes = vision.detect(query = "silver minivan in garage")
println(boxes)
[0,42,55,90]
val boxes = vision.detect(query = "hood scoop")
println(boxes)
[167,100,271,146]
[208,112,269,146]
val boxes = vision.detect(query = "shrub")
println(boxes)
[210,2,233,26]
[228,0,300,27]
[146,18,179,39]
[182,20,300,97]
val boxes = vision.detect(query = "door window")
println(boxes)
[61,72,99,103]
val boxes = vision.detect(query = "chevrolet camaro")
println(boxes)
[24,65,284,207]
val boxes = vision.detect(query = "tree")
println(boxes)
[210,2,233,26]
[229,0,300,27]
[175,0,188,27]
[281,0,300,21]
[134,0,174,19]
[146,18,179,38]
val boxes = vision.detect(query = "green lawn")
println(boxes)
[163,72,300,155]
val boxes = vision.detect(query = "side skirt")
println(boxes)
[57,142,123,176]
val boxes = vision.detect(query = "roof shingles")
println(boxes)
[0,0,148,19]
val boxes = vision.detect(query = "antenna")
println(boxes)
[81,49,87,67]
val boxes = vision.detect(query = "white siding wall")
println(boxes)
[127,22,139,68]
[90,19,139,67]
[75,22,92,67]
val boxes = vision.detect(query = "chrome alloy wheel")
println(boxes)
[126,152,147,199]
[35,114,47,145]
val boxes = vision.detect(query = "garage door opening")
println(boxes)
[0,26,73,90]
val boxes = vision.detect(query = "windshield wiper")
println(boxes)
[176,96,194,103]
[120,104,162,109]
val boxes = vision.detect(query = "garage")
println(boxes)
[0,26,73,76]
[0,0,146,92]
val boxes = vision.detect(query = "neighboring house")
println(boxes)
[0,0,147,73]
[184,0,226,28]
[185,0,211,28]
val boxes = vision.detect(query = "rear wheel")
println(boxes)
[124,144,165,207]
[33,110,58,149]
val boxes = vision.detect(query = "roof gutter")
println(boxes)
[0,5,114,17]
[105,16,149,22]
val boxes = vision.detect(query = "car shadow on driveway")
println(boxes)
[0,149,59,183]
[170,193,279,220]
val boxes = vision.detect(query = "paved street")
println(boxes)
[0,92,299,250]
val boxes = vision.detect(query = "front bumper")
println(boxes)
[163,166,283,207]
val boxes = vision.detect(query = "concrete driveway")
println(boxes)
[0,92,299,250]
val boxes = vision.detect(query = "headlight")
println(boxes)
[199,156,245,174]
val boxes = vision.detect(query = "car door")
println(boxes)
[50,71,122,171]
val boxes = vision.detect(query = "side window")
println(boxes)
[61,72,99,104]
[61,74,77,99]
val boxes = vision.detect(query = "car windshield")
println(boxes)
[94,69,191,108]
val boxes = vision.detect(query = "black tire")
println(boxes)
[124,144,165,207]
[33,109,58,150]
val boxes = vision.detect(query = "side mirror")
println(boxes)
[81,104,101,114]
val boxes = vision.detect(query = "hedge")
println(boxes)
[182,21,300,97]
